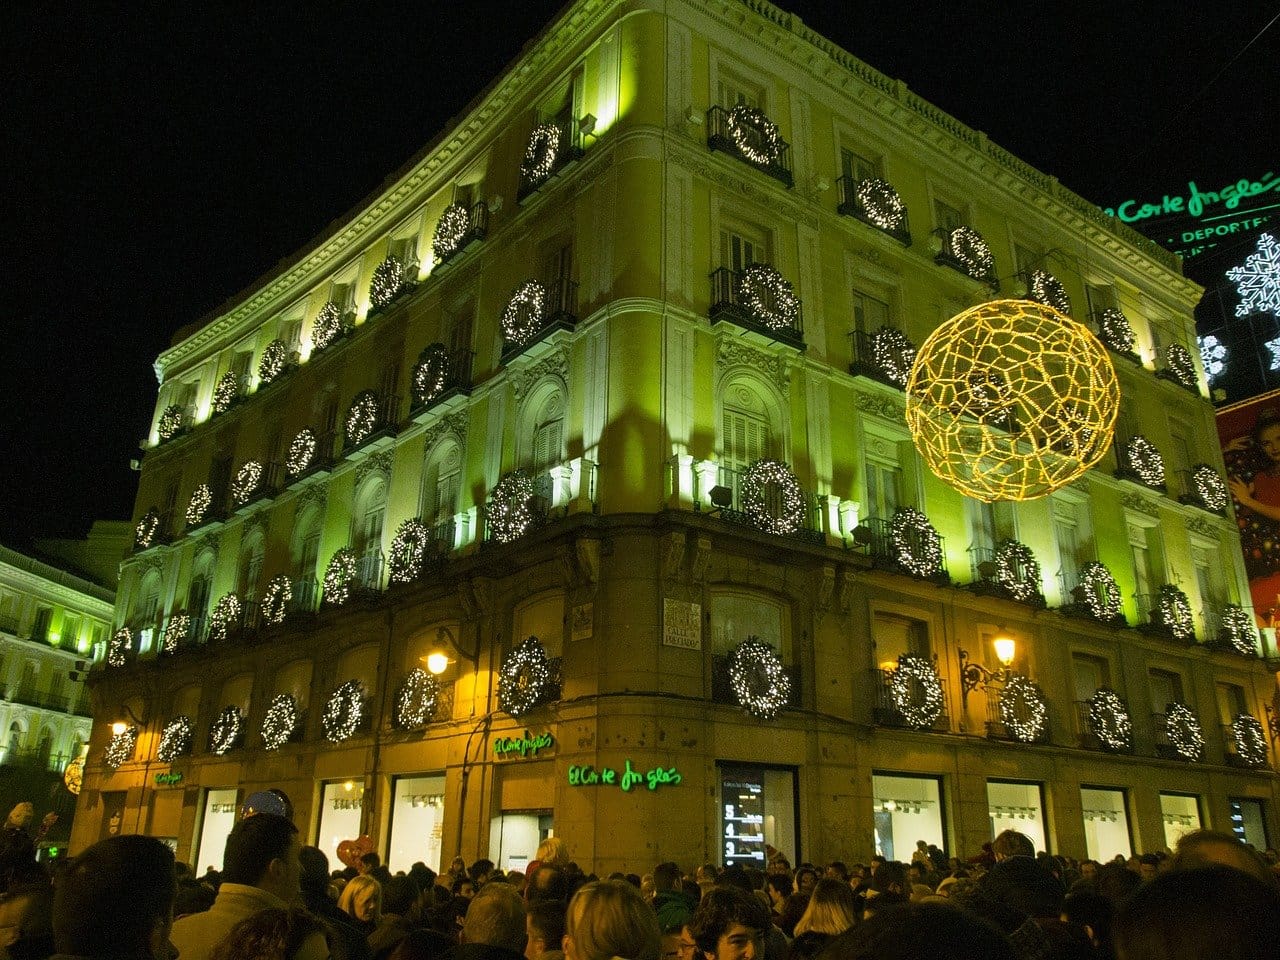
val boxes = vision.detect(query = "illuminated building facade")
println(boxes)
[76,0,1279,872]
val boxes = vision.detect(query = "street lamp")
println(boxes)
[421,625,479,676]
[958,633,1017,717]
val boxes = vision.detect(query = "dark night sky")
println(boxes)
[3,1,1276,546]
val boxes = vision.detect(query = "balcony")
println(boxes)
[871,667,950,732]
[848,327,914,390]
[705,105,793,188]
[965,544,1045,608]
[499,276,578,365]
[410,345,474,422]
[230,462,282,516]
[289,577,321,617]
[1073,700,1132,753]
[1113,435,1167,493]
[1135,590,1197,645]
[161,613,204,654]
[517,117,584,202]
[851,515,950,584]
[481,459,597,545]
[1223,719,1270,769]
[432,200,489,269]
[712,654,800,710]
[133,509,174,554]
[355,550,385,595]
[985,691,1051,744]
[1090,309,1142,365]
[1154,345,1200,394]
[694,462,824,545]
[342,394,400,460]
[284,430,336,490]
[708,267,804,351]
[366,255,420,319]
[836,176,911,245]
[10,686,73,713]
[1176,466,1229,516]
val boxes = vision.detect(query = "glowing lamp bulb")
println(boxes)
[425,651,450,675]
[111,722,127,736]
[994,636,1016,667]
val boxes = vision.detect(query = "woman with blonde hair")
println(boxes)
[564,879,661,960]
[789,878,857,959]
[338,873,382,932]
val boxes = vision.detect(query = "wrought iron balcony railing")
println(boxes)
[708,267,804,350]
[517,117,585,201]
[499,276,578,364]
[342,395,400,457]
[433,201,489,267]
[871,667,950,732]
[409,346,474,419]
[1073,700,1133,752]
[847,328,913,390]
[985,691,1051,744]
[695,462,824,545]
[852,516,950,583]
[836,176,911,245]
[705,105,793,188]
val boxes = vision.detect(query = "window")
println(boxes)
[446,299,475,355]
[1127,521,1164,601]
[1080,787,1132,860]
[1148,668,1184,714]
[228,350,252,384]
[717,70,762,110]
[1229,798,1269,848]
[987,781,1047,854]
[1193,545,1227,611]
[238,533,264,602]
[388,774,446,873]
[17,661,38,699]
[280,316,304,352]
[188,554,213,617]
[1071,653,1110,701]
[872,611,930,666]
[852,289,890,337]
[389,232,419,270]
[710,591,788,661]
[543,67,583,127]
[530,393,565,473]
[1168,429,1195,478]
[872,773,945,860]
[966,499,1013,556]
[933,198,965,232]
[865,456,905,520]
[840,147,880,185]
[722,406,769,475]
[353,479,387,560]
[31,607,53,642]
[719,763,797,867]
[1013,243,1040,276]
[719,223,768,273]
[1216,682,1248,725]
[326,276,357,316]
[1085,283,1115,314]
[434,471,460,523]
[421,441,464,526]
[1160,793,1202,849]
[195,788,239,875]
[61,614,81,647]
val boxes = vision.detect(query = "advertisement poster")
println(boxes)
[1217,388,1280,625]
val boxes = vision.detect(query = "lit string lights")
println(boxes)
[323,681,366,742]
[1155,584,1194,642]
[258,339,291,383]
[1165,702,1204,761]
[869,326,916,388]
[1198,335,1226,379]
[107,628,132,668]
[727,636,791,720]
[260,574,292,625]
[488,471,537,543]
[1190,465,1228,513]
[102,725,137,770]
[888,655,944,730]
[853,178,907,235]
[370,256,410,311]
[1165,344,1198,387]
[208,706,244,755]
[1227,232,1280,316]
[185,484,212,527]
[1219,606,1258,656]
[207,593,242,643]
[739,458,805,535]
[1087,688,1133,751]
[994,539,1042,603]
[134,510,160,549]
[345,392,381,447]
[157,716,192,763]
[395,668,441,728]
[389,519,430,584]
[412,343,451,406]
[1075,562,1122,622]
[323,548,359,606]
[286,429,318,478]
[501,280,547,346]
[261,694,300,751]
[161,615,190,654]
[231,461,264,506]
[890,507,944,578]
[939,226,996,284]
[312,301,347,352]
[1123,436,1165,488]
[737,264,800,331]
[1097,308,1136,353]
[212,372,241,414]
[998,674,1048,743]
[433,203,471,263]
[727,104,784,167]
[1232,714,1268,767]
[521,123,563,188]
[157,405,186,441]
[1028,270,1071,315]
[498,636,555,717]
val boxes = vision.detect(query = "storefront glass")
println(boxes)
[1229,798,1268,849]
[1159,793,1202,850]
[1080,786,1131,861]
[871,772,944,861]
[388,775,446,873]
[194,788,238,875]
[987,780,1047,853]
[316,780,365,867]
[718,764,798,868]
[488,811,552,873]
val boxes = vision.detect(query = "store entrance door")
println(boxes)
[489,810,552,873]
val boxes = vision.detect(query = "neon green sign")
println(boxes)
[568,760,682,792]
[154,772,182,785]
[1105,172,1278,223]
[493,731,554,759]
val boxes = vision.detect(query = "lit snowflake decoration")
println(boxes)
[998,674,1048,743]
[1190,465,1228,513]
[488,471,537,543]
[1123,436,1165,487]
[1198,335,1226,380]
[498,636,555,718]
[1075,562,1122,622]
[388,518,431,584]
[727,104,784,167]
[185,484,213,527]
[501,280,547,346]
[1232,714,1268,768]
[157,716,193,763]
[1097,308,1136,354]
[1227,233,1280,317]
[260,574,292,625]
[870,326,916,388]
[1218,605,1257,657]
[208,706,244,755]
[1155,584,1194,642]
[370,255,411,311]
[395,668,441,728]
[890,507,943,578]
[727,636,791,720]
[738,264,800,331]
[323,548,359,605]
[1267,335,1280,372]
[258,339,292,384]
[1028,270,1070,315]
[1165,344,1197,387]
[135,509,161,549]
[231,460,264,506]
[102,725,137,770]
[853,178,907,236]
[212,372,241,414]
[162,614,190,654]
[157,404,187,441]
[994,539,1042,603]
[939,226,996,285]
[412,343,451,407]
[261,694,300,750]
[888,655,943,730]
[107,627,132,667]
[521,123,563,188]
[345,391,381,447]
[323,680,366,742]
[1087,688,1132,752]
[286,428,318,478]
[433,203,471,263]
[312,301,348,351]
[739,458,806,535]
[1165,702,1204,762]
[207,593,242,644]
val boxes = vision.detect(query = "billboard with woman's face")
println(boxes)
[1218,389,1280,625]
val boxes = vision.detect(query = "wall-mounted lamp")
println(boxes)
[421,625,479,676]
[958,633,1017,717]
[708,485,733,510]
[578,113,597,138]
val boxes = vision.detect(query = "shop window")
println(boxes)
[489,811,553,874]
[718,763,798,868]
[988,780,1047,854]
[1160,793,1203,849]
[317,781,365,868]
[872,772,945,861]
[194,788,239,875]
[388,774,446,873]
[1080,786,1132,861]
[1229,798,1269,848]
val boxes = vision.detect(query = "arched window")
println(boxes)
[7,722,23,760]
[352,476,387,561]
[188,551,215,617]
[421,440,463,527]
[238,529,265,602]
[519,384,565,474]
[291,504,322,578]
[718,375,782,498]
[136,570,162,627]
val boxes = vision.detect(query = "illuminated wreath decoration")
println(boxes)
[1190,465,1228,513]
[1165,344,1197,387]
[498,636,555,718]
[739,458,805,535]
[905,300,1120,502]
[369,255,410,311]
[185,484,212,527]
[323,680,366,742]
[312,301,347,351]
[1087,688,1133,751]
[323,548,359,605]
[1097,309,1136,353]
[727,636,791,720]
[212,372,241,414]
[231,460,264,506]
[1232,714,1268,767]
[1075,562,1123,621]
[395,668,441,728]
[345,392,381,447]
[501,280,547,346]
[389,519,431,584]
[258,339,291,384]
[208,706,244,755]
[433,203,471,263]
[102,726,137,770]
[737,264,800,331]
[157,716,193,763]
[157,404,186,441]
[998,674,1048,743]
[286,428,318,478]
[994,539,1042,603]
[727,104,784,167]
[1154,584,1194,641]
[940,226,996,284]
[1123,436,1165,487]
[488,471,537,544]
[207,593,242,644]
[1165,702,1204,761]
[521,123,563,188]
[412,343,451,406]
[890,507,944,578]
[853,178,906,234]
[260,574,292,626]
[1219,606,1258,656]
[161,614,190,654]
[1028,270,1071,315]
[107,627,132,667]
[870,326,916,388]
[888,655,944,730]
[261,694,300,751]
[135,510,161,549]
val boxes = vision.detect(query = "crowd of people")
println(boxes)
[0,815,1278,960]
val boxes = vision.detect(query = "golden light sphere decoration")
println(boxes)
[905,299,1119,502]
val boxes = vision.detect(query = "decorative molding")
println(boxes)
[423,411,469,455]
[1119,490,1161,519]
[852,389,905,422]
[1183,512,1225,539]
[459,577,493,621]
[355,451,394,486]
[838,569,856,613]
[690,536,713,583]
[510,346,570,402]
[662,531,687,581]
[296,484,327,509]
[575,538,600,585]
[668,148,820,231]
[717,337,793,394]
[816,565,835,610]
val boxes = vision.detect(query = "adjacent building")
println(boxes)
[75,0,1280,873]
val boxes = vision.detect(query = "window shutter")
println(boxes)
[435,472,460,521]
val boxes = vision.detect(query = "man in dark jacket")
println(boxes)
[653,862,697,935]
[299,845,371,960]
